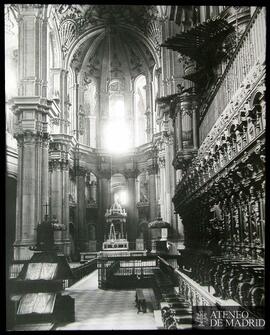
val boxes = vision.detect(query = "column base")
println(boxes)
[13,241,35,261]
[136,239,144,251]
[76,239,90,253]
[88,240,97,251]
[54,239,71,256]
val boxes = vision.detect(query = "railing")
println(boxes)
[158,256,266,320]
[200,7,266,142]
[175,269,219,307]
[98,260,120,288]
[80,240,183,259]
[71,257,97,284]
[158,256,219,307]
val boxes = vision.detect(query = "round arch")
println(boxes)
[64,24,161,71]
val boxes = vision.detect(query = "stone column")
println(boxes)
[192,108,198,149]
[12,5,52,260]
[48,137,71,255]
[125,169,138,245]
[97,170,111,247]
[50,68,69,134]
[13,132,36,260]
[145,81,153,141]
[17,5,49,97]
[158,156,166,220]
[90,181,97,202]
[62,159,71,255]
[76,166,87,252]
[175,104,183,150]
[49,159,62,244]
[168,136,178,235]
[13,100,51,260]
[148,165,158,221]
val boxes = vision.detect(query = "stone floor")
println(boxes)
[55,270,158,330]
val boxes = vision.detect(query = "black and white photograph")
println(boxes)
[5,4,266,331]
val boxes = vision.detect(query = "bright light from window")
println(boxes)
[104,98,130,153]
[110,100,124,118]
[115,190,128,206]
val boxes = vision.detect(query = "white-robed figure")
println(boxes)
[111,194,122,212]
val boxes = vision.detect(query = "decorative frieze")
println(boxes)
[49,158,69,171]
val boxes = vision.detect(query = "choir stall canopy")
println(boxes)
[148,217,170,254]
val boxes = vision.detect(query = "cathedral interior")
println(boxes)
[5,5,266,330]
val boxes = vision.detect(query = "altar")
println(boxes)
[102,199,129,250]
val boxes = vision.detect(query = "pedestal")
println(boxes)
[88,240,97,251]
[136,238,144,251]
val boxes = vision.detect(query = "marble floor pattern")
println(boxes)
[55,270,158,330]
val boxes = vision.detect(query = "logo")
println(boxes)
[192,307,265,329]
[195,311,208,327]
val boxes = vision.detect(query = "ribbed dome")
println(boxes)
[71,26,156,82]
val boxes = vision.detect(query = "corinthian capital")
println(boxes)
[123,168,139,179]
[97,169,111,180]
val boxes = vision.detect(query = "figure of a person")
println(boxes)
[112,194,122,210]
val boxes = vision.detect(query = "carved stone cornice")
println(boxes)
[123,168,139,179]
[14,130,50,146]
[49,158,69,171]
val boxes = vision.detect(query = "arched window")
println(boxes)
[104,79,130,153]
[134,75,147,146]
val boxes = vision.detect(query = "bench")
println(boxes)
[135,289,146,313]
